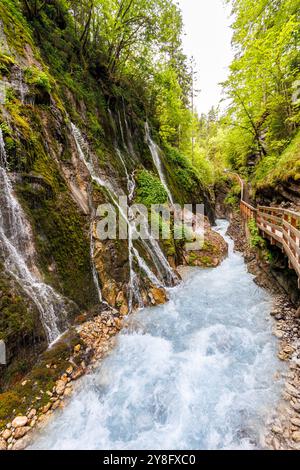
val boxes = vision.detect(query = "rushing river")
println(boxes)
[31,220,284,450]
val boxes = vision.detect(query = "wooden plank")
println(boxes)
[282,220,300,240]
[283,242,300,278]
[258,223,283,244]
[241,201,257,212]
[258,219,282,234]
[258,205,284,214]
[282,208,300,220]
[286,237,300,257]
[258,213,282,225]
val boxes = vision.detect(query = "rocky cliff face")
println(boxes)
[0,1,221,386]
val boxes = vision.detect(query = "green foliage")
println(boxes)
[0,264,35,342]
[24,66,52,93]
[0,0,34,54]
[254,130,300,187]
[17,181,96,309]
[0,329,81,425]
[214,0,300,183]
[224,182,241,207]
[136,170,168,206]
[0,51,15,75]
[0,391,20,421]
[248,220,275,262]
[163,145,211,204]
[248,219,266,249]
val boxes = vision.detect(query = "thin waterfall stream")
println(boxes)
[70,122,177,311]
[31,220,284,450]
[145,122,174,205]
[0,130,68,344]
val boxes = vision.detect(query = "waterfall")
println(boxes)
[89,220,103,303]
[70,123,176,311]
[145,122,174,205]
[116,148,135,201]
[109,109,177,285]
[12,69,29,104]
[122,100,138,160]
[0,130,67,344]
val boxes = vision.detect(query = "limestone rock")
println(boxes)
[0,438,7,450]
[291,402,300,412]
[14,426,30,440]
[292,431,300,442]
[149,287,167,305]
[291,418,300,427]
[272,425,283,435]
[71,367,84,380]
[42,403,51,414]
[55,380,66,395]
[12,435,32,450]
[2,429,11,440]
[286,383,300,398]
[51,400,61,411]
[27,409,37,420]
[119,303,129,316]
[12,416,28,428]
[66,366,74,376]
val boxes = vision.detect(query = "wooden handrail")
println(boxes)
[225,170,300,287]
[240,199,300,288]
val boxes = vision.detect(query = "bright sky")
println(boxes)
[177,0,234,115]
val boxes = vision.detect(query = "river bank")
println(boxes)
[0,311,124,450]
[227,211,300,450]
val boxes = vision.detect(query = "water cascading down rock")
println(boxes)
[0,130,68,344]
[70,122,177,312]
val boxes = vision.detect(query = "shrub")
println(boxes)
[248,219,265,249]
[24,66,52,93]
[135,169,168,206]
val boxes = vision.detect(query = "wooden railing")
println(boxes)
[240,200,300,288]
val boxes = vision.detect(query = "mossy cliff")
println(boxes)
[0,0,219,388]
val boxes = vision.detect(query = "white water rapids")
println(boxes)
[31,220,284,450]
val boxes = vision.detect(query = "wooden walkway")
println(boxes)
[240,199,300,288]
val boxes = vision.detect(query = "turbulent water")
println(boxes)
[31,220,283,450]
[0,130,67,343]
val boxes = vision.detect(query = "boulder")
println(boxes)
[14,426,30,440]
[149,287,167,305]
[119,303,129,316]
[12,416,28,428]
[27,409,37,420]
[12,435,31,451]
[292,431,300,442]
[291,417,300,427]
[55,380,66,396]
[2,429,11,440]
[0,438,7,450]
